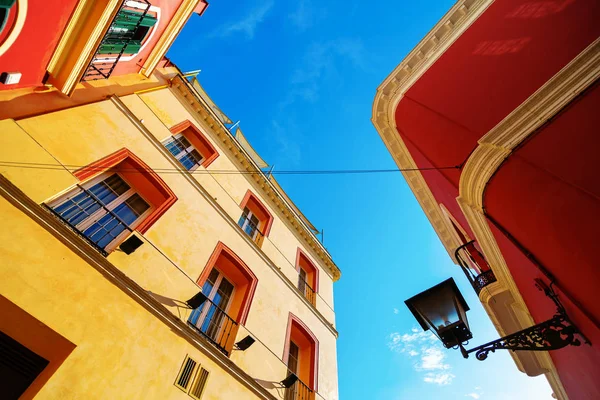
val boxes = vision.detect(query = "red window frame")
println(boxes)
[73,148,177,235]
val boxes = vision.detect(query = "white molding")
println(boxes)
[110,95,339,338]
[370,1,599,397]
[372,0,494,261]
[170,76,341,282]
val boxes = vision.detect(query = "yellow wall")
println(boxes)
[0,86,339,399]
[136,89,336,317]
[0,196,263,400]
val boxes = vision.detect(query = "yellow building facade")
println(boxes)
[0,66,341,400]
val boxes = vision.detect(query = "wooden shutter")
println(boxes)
[0,330,49,399]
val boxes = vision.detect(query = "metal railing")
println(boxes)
[285,376,314,400]
[187,296,238,356]
[81,0,151,81]
[298,276,316,306]
[455,240,497,294]
[42,183,135,257]
[238,215,265,245]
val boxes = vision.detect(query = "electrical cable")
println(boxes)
[0,160,460,175]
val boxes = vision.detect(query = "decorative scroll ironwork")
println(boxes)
[462,313,582,360]
[455,240,496,294]
[42,204,109,257]
[187,296,238,356]
[473,269,497,294]
[458,281,590,361]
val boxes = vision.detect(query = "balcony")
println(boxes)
[81,0,152,81]
[285,376,314,400]
[455,241,497,294]
[238,213,265,246]
[297,276,316,306]
[187,296,238,356]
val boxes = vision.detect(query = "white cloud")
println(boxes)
[211,1,274,39]
[393,308,399,314]
[288,0,326,32]
[424,372,455,385]
[466,386,483,399]
[280,38,366,108]
[270,120,302,167]
[417,347,450,371]
[388,328,455,385]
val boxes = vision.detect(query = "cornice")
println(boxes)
[141,0,200,78]
[47,0,123,96]
[0,174,277,400]
[111,95,339,338]
[371,0,493,261]
[170,75,341,282]
[459,38,600,207]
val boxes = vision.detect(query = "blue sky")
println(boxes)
[168,1,554,399]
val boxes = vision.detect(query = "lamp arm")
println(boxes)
[459,283,590,361]
[460,313,588,360]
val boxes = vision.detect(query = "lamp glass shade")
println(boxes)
[405,278,472,348]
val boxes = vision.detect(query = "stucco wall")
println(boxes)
[0,93,339,399]
[0,196,262,400]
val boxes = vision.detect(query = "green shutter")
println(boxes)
[98,40,142,55]
[123,42,142,54]
[114,9,157,28]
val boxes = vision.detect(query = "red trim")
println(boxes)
[295,248,319,293]
[240,190,274,237]
[282,313,319,391]
[170,120,219,168]
[196,242,258,325]
[73,148,177,234]
[194,0,209,15]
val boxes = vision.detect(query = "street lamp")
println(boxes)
[405,278,472,349]
[405,278,589,360]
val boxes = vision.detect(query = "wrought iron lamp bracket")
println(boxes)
[458,280,591,361]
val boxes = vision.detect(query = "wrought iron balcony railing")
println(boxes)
[238,214,265,246]
[297,276,316,306]
[42,183,136,257]
[81,0,152,81]
[285,375,314,400]
[455,241,497,294]
[187,296,238,356]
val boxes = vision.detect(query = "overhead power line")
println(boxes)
[0,160,460,175]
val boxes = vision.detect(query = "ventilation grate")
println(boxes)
[189,367,209,399]
[174,356,197,391]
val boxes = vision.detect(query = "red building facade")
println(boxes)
[0,0,208,94]
[373,0,599,399]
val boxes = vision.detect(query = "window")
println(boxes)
[98,8,158,55]
[238,191,274,246]
[188,268,235,348]
[0,0,16,41]
[191,243,258,354]
[166,121,219,169]
[164,134,204,171]
[48,173,152,252]
[238,207,261,240]
[296,249,318,306]
[44,149,177,253]
[174,356,210,398]
[283,314,318,399]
